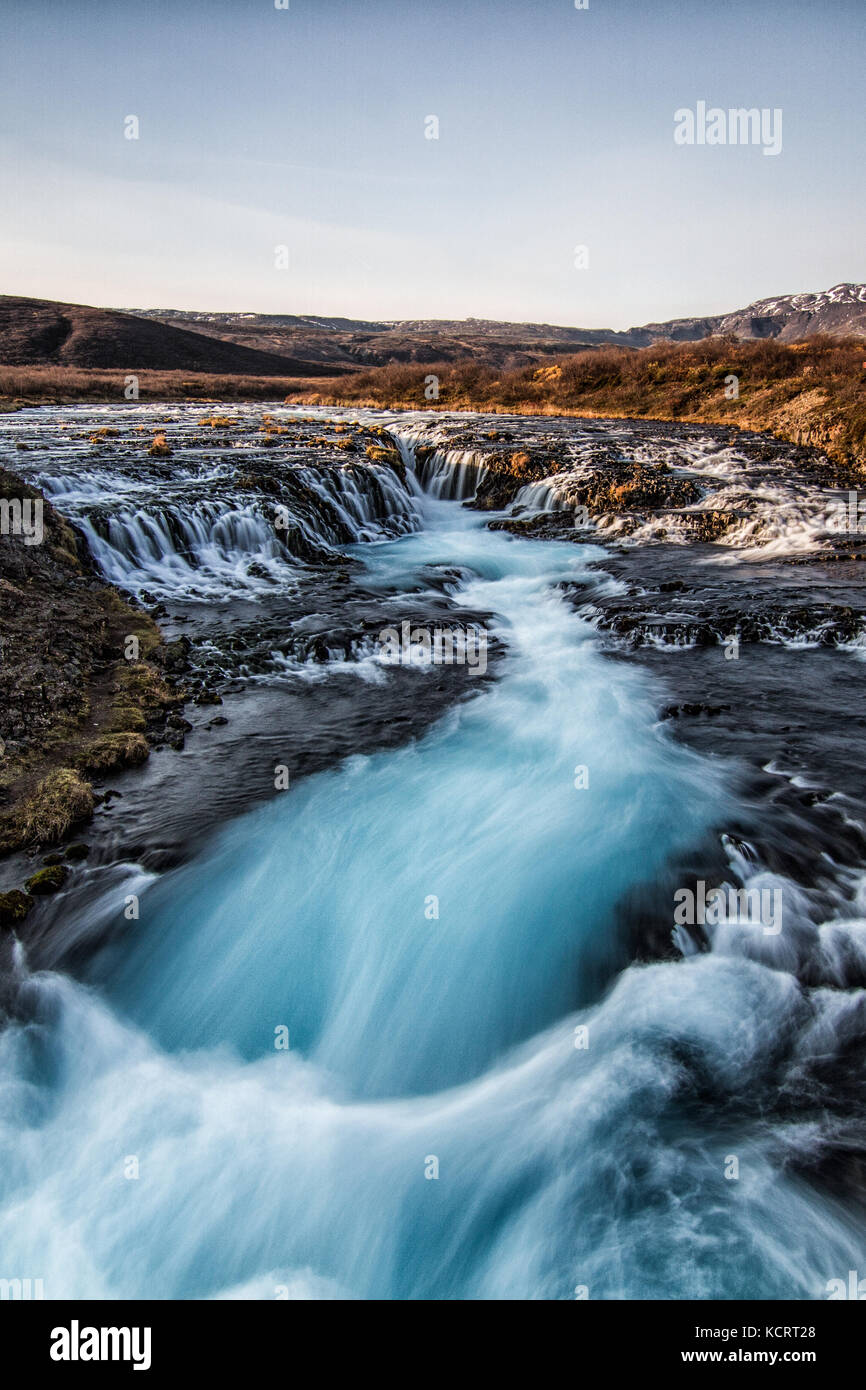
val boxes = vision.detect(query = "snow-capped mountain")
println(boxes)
[640,284,866,343]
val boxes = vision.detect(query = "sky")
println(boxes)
[0,0,863,327]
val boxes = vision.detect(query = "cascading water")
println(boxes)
[0,405,864,1300]
[14,409,425,599]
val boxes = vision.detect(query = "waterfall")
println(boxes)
[390,427,488,501]
[2,403,865,1302]
[513,479,567,511]
[1,494,862,1300]
[19,444,425,600]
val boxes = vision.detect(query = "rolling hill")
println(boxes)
[122,283,866,369]
[0,296,348,376]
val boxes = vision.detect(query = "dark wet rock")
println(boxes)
[0,889,34,927]
[587,594,865,651]
[661,702,732,719]
[24,864,68,895]
[489,511,579,539]
[471,451,553,510]
[64,842,90,861]
[567,461,701,515]
[162,636,192,672]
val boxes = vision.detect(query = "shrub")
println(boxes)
[3,769,95,849]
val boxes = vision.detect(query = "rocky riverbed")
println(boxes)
[2,403,866,963]
[2,401,866,1297]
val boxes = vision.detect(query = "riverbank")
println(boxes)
[0,465,187,925]
[0,404,505,944]
[3,399,866,959]
[294,335,866,482]
[3,338,865,490]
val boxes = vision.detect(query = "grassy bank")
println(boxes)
[4,338,864,479]
[0,365,322,409]
[0,472,184,924]
[293,335,866,478]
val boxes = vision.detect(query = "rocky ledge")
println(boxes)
[0,468,185,925]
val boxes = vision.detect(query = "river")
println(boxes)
[1,404,864,1299]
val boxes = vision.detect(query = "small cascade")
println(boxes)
[513,479,567,512]
[390,428,488,500]
[295,462,419,542]
[2,402,866,1300]
[16,435,424,600]
[75,501,295,597]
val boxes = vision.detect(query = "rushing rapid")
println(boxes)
[0,404,864,1300]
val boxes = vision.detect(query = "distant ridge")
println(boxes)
[122,283,866,371]
[2,285,863,377]
[637,283,866,345]
[0,296,349,376]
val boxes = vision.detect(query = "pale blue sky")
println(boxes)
[1,0,863,326]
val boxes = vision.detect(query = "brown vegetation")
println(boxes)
[3,769,95,852]
[0,365,326,410]
[297,336,866,475]
[148,432,172,457]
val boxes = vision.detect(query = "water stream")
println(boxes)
[1,407,864,1300]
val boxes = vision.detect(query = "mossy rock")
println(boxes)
[0,890,35,927]
[0,768,95,851]
[162,637,192,673]
[64,842,90,861]
[108,704,147,733]
[24,864,68,895]
[119,661,177,706]
[80,732,150,775]
[365,444,401,465]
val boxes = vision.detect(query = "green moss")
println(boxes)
[107,704,147,733]
[365,444,401,464]
[0,889,35,927]
[118,659,176,704]
[24,864,68,895]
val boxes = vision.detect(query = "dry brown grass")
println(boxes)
[0,365,324,408]
[79,733,150,775]
[297,336,866,474]
[148,432,172,457]
[0,768,95,850]
[3,343,864,474]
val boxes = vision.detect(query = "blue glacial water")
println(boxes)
[0,487,862,1300]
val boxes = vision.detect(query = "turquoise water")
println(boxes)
[0,493,861,1299]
